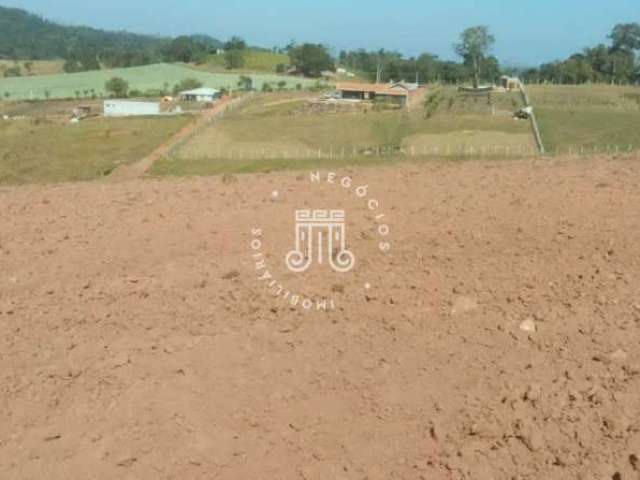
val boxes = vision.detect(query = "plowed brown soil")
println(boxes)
[1,156,640,480]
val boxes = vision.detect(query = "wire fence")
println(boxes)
[173,142,640,161]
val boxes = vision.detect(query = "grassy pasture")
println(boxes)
[528,84,640,152]
[0,115,192,185]
[197,49,290,73]
[0,63,317,101]
[159,90,534,176]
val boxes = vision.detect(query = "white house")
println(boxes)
[179,88,221,102]
[104,100,160,117]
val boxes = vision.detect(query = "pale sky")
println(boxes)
[3,0,639,66]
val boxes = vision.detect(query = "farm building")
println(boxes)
[391,82,420,92]
[179,88,221,102]
[336,82,409,105]
[104,100,160,117]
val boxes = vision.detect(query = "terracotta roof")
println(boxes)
[336,82,408,97]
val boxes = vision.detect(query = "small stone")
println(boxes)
[519,318,537,333]
[609,349,628,363]
[222,270,240,280]
[450,296,478,316]
[524,383,542,402]
[116,457,138,467]
[112,353,130,369]
[519,426,544,452]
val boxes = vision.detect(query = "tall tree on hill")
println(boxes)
[162,36,207,63]
[609,23,640,84]
[224,36,247,51]
[454,26,495,88]
[224,49,245,69]
[288,44,334,78]
[609,23,640,53]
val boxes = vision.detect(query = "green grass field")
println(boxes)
[0,63,317,101]
[196,49,290,73]
[528,84,640,153]
[0,115,192,185]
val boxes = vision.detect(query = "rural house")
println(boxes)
[179,87,221,102]
[336,82,409,105]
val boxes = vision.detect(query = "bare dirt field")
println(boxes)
[2,156,640,479]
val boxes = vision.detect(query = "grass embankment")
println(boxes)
[0,115,192,185]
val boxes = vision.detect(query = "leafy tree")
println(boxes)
[105,77,129,98]
[23,61,33,74]
[63,49,100,73]
[237,75,253,90]
[173,78,203,95]
[224,49,245,69]
[609,23,640,52]
[454,26,495,88]
[277,80,287,90]
[288,44,334,78]
[162,36,207,63]
[224,36,247,51]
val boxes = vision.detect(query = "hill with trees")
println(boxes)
[0,5,224,72]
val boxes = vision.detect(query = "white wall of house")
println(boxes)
[104,100,160,117]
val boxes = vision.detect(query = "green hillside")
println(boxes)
[0,5,165,60]
[0,63,317,100]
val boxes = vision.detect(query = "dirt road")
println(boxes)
[1,156,640,479]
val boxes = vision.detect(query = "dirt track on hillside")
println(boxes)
[2,156,640,479]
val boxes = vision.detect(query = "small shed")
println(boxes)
[500,76,521,91]
[104,100,160,117]
[179,88,221,102]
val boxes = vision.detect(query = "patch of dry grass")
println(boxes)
[0,115,192,185]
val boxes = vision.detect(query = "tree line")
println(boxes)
[518,24,640,84]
